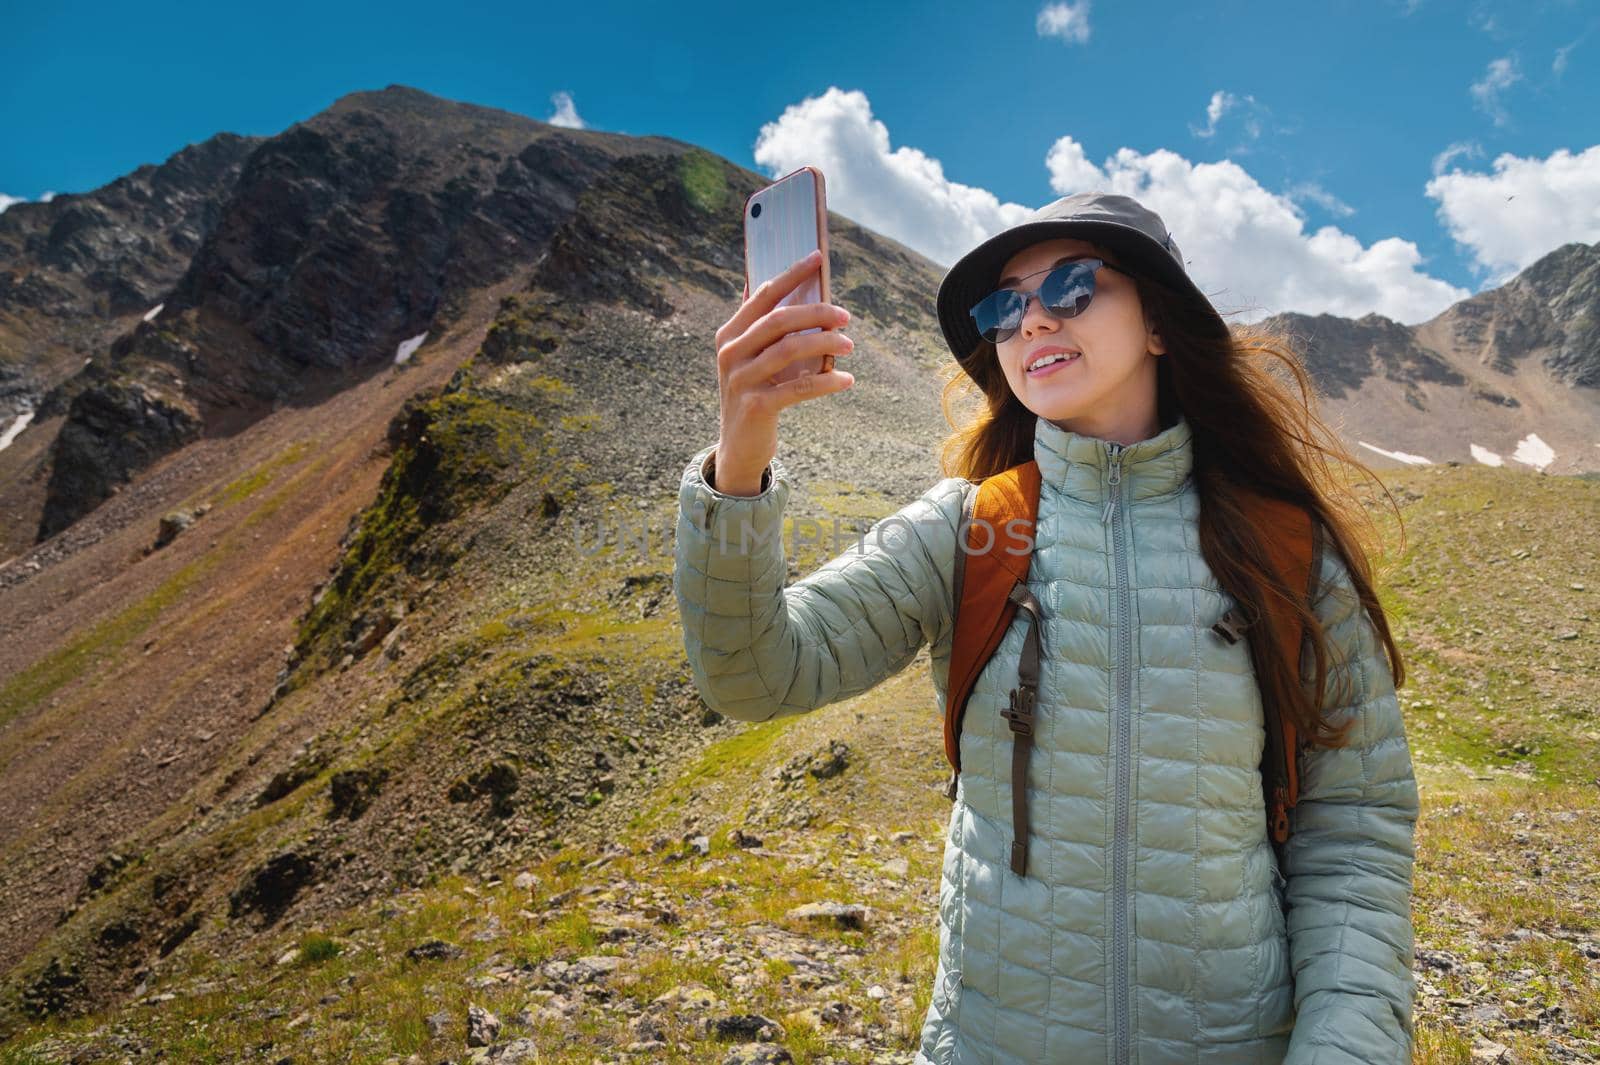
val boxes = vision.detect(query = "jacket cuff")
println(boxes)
[677,442,788,559]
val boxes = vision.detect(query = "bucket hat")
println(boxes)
[936,191,1227,369]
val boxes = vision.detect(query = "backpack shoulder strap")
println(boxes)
[1218,491,1321,849]
[942,460,1041,775]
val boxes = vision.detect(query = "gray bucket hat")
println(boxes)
[936,191,1226,369]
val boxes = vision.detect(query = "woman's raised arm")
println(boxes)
[673,443,966,721]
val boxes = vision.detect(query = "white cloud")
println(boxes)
[547,90,586,129]
[1431,140,1484,176]
[1425,142,1600,283]
[1470,56,1520,127]
[1189,90,1266,142]
[1036,1,1091,44]
[1041,135,1466,324]
[752,88,1035,270]
[751,87,1468,326]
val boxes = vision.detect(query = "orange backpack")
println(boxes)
[941,460,1322,879]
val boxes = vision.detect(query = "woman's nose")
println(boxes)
[1020,293,1057,337]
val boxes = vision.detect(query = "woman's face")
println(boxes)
[992,237,1166,445]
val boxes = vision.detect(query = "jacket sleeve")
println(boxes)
[1281,537,1420,1065]
[672,441,967,722]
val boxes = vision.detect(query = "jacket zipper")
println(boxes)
[1103,441,1133,1065]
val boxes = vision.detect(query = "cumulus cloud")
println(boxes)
[752,87,1035,269]
[751,87,1467,326]
[1036,1,1091,44]
[1425,142,1600,283]
[1470,56,1520,126]
[547,90,586,129]
[1040,137,1466,323]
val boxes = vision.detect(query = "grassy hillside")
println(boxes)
[3,463,1597,1064]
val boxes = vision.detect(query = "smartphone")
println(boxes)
[743,165,835,384]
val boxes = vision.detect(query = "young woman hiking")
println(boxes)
[673,191,1419,1065]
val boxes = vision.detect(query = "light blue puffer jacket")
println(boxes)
[673,415,1419,1065]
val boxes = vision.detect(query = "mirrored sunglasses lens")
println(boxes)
[1041,261,1096,317]
[972,291,1025,343]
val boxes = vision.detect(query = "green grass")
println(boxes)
[0,555,211,731]
[2,463,1595,1062]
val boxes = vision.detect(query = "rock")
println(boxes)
[785,901,870,930]
[629,1014,667,1042]
[424,1008,451,1038]
[405,939,465,962]
[818,1001,857,1028]
[879,858,909,879]
[466,1004,500,1047]
[482,1038,539,1062]
[1470,1036,1512,1063]
[707,1013,785,1042]
[721,1044,793,1065]
[328,766,388,819]
[155,507,201,547]
[653,985,719,1010]
[732,828,764,849]
[685,834,711,857]
[513,871,539,891]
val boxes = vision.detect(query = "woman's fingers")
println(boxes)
[770,368,855,410]
[718,249,825,350]
[733,326,854,391]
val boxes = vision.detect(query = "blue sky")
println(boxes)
[3,0,1597,325]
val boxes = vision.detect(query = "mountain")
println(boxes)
[1255,241,1600,473]
[0,83,1596,1044]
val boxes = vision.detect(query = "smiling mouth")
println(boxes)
[1026,351,1081,373]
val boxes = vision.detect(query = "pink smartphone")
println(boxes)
[743,165,835,384]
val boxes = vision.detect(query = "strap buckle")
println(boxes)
[1211,608,1248,645]
[1002,687,1035,736]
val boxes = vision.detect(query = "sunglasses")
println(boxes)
[969,257,1131,345]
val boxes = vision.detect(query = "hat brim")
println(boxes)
[936,219,1227,369]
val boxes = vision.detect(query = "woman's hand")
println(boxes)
[711,249,855,495]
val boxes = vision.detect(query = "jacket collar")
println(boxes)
[1034,414,1194,504]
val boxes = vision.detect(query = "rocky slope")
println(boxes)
[0,82,1597,1057]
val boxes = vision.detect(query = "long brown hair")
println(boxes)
[936,248,1406,749]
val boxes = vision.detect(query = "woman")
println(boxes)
[673,191,1419,1064]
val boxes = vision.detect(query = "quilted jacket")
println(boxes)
[672,415,1420,1065]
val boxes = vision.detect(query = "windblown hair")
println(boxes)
[936,248,1406,748]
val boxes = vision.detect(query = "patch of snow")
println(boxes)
[394,331,428,365]
[1358,441,1432,466]
[1469,444,1503,467]
[0,408,36,453]
[143,302,165,322]
[1510,433,1554,470]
